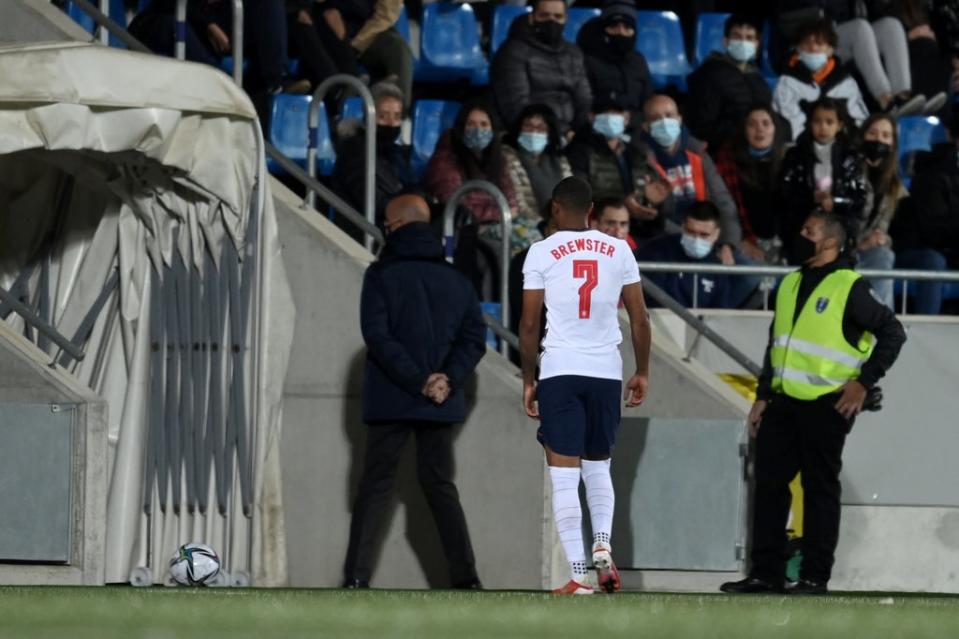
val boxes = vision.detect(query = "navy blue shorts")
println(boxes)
[536,375,622,457]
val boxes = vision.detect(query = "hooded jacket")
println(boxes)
[576,17,652,127]
[360,222,487,424]
[490,16,593,135]
[772,56,869,140]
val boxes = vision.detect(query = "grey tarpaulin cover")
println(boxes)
[0,42,293,584]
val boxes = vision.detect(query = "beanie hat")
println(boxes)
[601,0,637,29]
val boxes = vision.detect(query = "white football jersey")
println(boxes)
[522,230,641,381]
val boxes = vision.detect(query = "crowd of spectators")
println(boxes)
[121,0,959,315]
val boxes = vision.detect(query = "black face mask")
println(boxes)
[376,125,401,147]
[606,33,636,56]
[862,140,892,163]
[792,234,818,264]
[532,20,564,46]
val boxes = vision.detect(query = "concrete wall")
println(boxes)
[0,0,93,45]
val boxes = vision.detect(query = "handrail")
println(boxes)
[174,0,186,60]
[230,1,244,87]
[0,284,85,364]
[483,312,519,350]
[98,0,109,44]
[266,143,384,245]
[442,180,513,357]
[636,262,959,281]
[68,0,152,53]
[306,75,377,251]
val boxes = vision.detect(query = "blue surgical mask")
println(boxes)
[649,117,682,148]
[517,131,549,154]
[593,113,626,140]
[681,233,715,259]
[748,145,773,158]
[463,127,494,151]
[727,39,757,63]
[799,51,828,72]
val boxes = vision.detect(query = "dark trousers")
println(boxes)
[750,394,851,584]
[287,8,360,89]
[343,421,478,586]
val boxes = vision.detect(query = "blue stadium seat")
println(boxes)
[760,22,779,89]
[693,12,730,66]
[395,4,411,44]
[564,8,601,43]
[897,116,947,187]
[635,11,692,91]
[416,3,488,85]
[490,5,529,54]
[411,99,462,179]
[267,94,335,177]
[479,302,502,349]
[339,97,366,123]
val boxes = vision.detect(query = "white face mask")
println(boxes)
[727,39,757,62]
[680,233,715,259]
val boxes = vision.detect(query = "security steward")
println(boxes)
[721,210,906,595]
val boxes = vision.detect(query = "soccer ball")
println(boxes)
[169,543,221,586]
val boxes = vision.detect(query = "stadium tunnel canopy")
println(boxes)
[0,42,293,585]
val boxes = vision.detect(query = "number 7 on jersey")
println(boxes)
[573,260,598,319]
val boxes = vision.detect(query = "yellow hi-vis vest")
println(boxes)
[770,269,875,400]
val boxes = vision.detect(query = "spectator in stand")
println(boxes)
[591,198,632,243]
[576,0,653,129]
[564,93,673,245]
[490,0,593,136]
[889,109,959,313]
[636,202,734,309]
[891,0,951,109]
[780,97,869,264]
[855,114,903,308]
[687,15,783,152]
[772,18,870,140]
[286,0,360,92]
[501,104,573,252]
[321,0,414,107]
[508,200,557,364]
[714,105,789,264]
[332,82,416,225]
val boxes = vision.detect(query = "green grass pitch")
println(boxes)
[1,587,957,639]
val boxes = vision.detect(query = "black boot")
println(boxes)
[719,576,784,594]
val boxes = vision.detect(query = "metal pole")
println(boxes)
[98,0,110,44]
[901,281,908,316]
[692,273,699,309]
[174,0,187,60]
[306,75,377,251]
[0,284,85,363]
[441,180,513,357]
[232,0,244,87]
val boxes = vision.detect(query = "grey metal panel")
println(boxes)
[612,417,746,571]
[0,403,74,562]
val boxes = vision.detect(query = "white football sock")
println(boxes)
[581,459,614,549]
[549,466,588,581]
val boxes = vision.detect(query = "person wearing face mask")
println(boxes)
[635,202,733,309]
[565,93,673,246]
[332,82,416,225]
[576,0,652,130]
[772,18,870,141]
[721,210,905,595]
[490,0,593,137]
[687,15,780,152]
[501,104,573,252]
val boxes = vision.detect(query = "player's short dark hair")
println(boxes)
[593,197,627,220]
[685,201,721,225]
[552,177,592,215]
[724,13,762,37]
[796,18,838,48]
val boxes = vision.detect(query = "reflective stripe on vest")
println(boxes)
[770,269,875,400]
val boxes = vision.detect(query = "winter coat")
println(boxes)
[772,56,870,140]
[490,17,593,135]
[779,132,870,258]
[687,52,776,152]
[635,234,733,309]
[576,17,653,126]
[423,131,519,225]
[502,144,571,222]
[714,145,785,243]
[360,222,486,424]
[332,127,417,225]
[862,169,907,241]
[890,142,959,252]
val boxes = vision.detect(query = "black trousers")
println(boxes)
[750,393,851,584]
[343,421,478,586]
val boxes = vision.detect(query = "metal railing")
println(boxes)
[173,0,244,86]
[306,75,377,250]
[442,181,513,357]
[636,261,959,315]
[68,0,151,53]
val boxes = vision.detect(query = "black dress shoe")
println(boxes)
[788,579,828,595]
[341,578,370,589]
[719,577,783,594]
[451,579,483,590]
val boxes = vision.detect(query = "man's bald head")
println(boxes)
[643,94,680,123]
[384,193,430,234]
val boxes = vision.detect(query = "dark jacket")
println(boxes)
[686,52,774,152]
[333,128,417,225]
[756,255,906,400]
[576,18,653,127]
[360,222,487,424]
[891,142,959,252]
[491,17,593,135]
[636,234,733,309]
[780,133,869,261]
